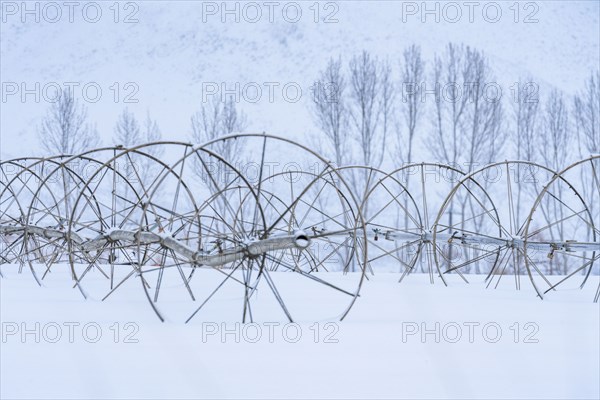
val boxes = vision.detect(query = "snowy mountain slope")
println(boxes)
[1,1,599,159]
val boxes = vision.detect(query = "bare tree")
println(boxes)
[395,45,425,233]
[112,109,141,209]
[310,57,349,167]
[428,44,469,169]
[511,78,539,162]
[397,45,425,166]
[379,59,395,166]
[538,89,572,274]
[510,78,540,226]
[348,51,392,170]
[308,57,356,271]
[573,71,600,270]
[143,112,162,144]
[112,109,164,204]
[539,89,570,170]
[138,112,164,188]
[190,98,247,163]
[38,88,99,155]
[347,51,395,220]
[427,43,504,273]
[464,47,504,273]
[428,44,504,170]
[37,89,99,222]
[464,48,504,169]
[113,108,141,147]
[221,100,247,142]
[190,98,248,226]
[574,70,600,155]
[310,51,394,173]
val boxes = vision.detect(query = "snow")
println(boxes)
[1,1,599,159]
[1,2,599,398]
[1,264,598,399]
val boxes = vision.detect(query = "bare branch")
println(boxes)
[38,89,100,156]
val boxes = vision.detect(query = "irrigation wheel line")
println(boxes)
[198,133,369,322]
[432,160,591,296]
[370,163,473,285]
[1,156,105,282]
[333,165,423,280]
[523,155,599,301]
[65,143,203,301]
[3,136,600,323]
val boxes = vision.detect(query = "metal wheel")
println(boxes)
[194,133,368,322]
[432,161,558,291]
[523,155,599,301]
[381,163,470,284]
[1,156,99,282]
[333,165,423,279]
[124,143,265,322]
[1,158,43,267]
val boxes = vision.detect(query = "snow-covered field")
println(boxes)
[1,265,598,399]
[2,2,599,399]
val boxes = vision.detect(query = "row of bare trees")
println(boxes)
[36,89,165,212]
[36,55,597,173]
[35,89,248,211]
[189,98,247,165]
[38,89,100,156]
[31,51,599,276]
[37,89,163,157]
[310,44,598,172]
[308,45,598,275]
